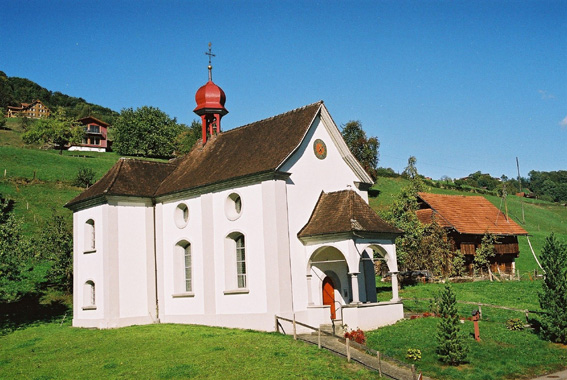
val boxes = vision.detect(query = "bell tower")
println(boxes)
[193,43,228,144]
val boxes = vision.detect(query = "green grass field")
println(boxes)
[2,127,567,379]
[0,322,377,380]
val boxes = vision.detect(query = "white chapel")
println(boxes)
[66,63,404,332]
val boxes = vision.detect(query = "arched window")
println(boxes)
[84,219,95,252]
[83,281,96,310]
[174,241,192,295]
[235,234,246,288]
[224,233,248,292]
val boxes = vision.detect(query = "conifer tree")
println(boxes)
[538,233,567,343]
[436,285,468,365]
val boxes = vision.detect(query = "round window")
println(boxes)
[225,193,243,220]
[174,203,189,228]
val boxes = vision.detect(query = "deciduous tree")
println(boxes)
[538,233,567,343]
[22,109,84,154]
[473,233,496,276]
[174,120,202,155]
[341,120,380,179]
[0,196,47,302]
[113,106,184,158]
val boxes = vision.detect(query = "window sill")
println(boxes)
[83,249,96,254]
[82,306,97,311]
[223,289,249,295]
[172,292,195,298]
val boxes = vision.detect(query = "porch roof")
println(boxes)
[298,190,402,238]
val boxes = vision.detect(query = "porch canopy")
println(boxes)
[298,190,403,328]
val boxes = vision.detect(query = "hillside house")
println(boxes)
[6,99,50,119]
[65,65,404,332]
[416,193,528,275]
[69,116,109,152]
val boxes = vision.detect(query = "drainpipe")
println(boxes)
[152,200,160,323]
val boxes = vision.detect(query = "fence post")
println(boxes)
[412,364,417,380]
[318,328,321,349]
[478,304,482,319]
[346,337,351,362]
[275,315,279,333]
[293,314,297,340]
[377,351,382,377]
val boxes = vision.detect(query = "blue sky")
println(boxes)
[1,0,565,180]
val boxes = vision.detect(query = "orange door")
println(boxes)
[322,277,336,320]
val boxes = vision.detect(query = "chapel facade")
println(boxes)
[66,64,404,332]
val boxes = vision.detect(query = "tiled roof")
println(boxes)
[66,158,176,208]
[417,192,528,236]
[78,116,110,127]
[298,190,402,238]
[155,101,323,196]
[67,102,324,207]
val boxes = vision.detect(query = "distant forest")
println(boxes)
[0,71,118,124]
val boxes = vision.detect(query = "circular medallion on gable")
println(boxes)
[313,139,327,160]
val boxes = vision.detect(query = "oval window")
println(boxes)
[225,193,243,220]
[174,203,189,228]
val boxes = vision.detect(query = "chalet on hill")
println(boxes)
[416,192,528,275]
[6,99,50,119]
[69,116,109,152]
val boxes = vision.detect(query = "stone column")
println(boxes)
[306,274,313,305]
[390,271,400,302]
[349,272,361,304]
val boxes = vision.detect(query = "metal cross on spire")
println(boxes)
[205,42,215,81]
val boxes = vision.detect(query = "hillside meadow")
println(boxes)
[1,137,567,379]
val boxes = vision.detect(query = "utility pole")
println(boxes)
[516,157,525,223]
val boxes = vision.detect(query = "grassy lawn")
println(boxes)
[0,322,378,380]
[365,280,567,380]
[367,316,567,380]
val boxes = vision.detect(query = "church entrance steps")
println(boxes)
[296,333,431,380]
[317,323,345,336]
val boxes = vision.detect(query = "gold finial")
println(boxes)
[205,42,215,81]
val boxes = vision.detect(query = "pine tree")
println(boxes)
[436,285,468,365]
[538,233,567,343]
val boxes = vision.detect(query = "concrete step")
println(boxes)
[318,323,345,336]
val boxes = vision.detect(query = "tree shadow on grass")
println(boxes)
[0,294,70,335]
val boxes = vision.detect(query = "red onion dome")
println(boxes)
[193,80,228,116]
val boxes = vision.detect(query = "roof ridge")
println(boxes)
[104,158,125,194]
[221,101,323,135]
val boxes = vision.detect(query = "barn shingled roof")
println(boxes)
[416,192,528,236]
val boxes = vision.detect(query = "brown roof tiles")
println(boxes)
[298,190,402,238]
[67,102,324,207]
[66,158,176,208]
[417,192,528,236]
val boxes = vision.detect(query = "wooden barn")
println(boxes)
[416,192,528,275]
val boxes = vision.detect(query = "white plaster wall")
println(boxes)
[212,183,268,314]
[115,202,153,319]
[73,206,105,325]
[342,302,404,330]
[160,196,205,316]
[279,116,369,313]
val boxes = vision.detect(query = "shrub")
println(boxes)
[538,233,567,343]
[406,348,422,361]
[506,318,524,331]
[73,167,96,188]
[344,327,366,345]
[436,285,468,365]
